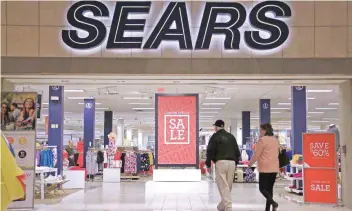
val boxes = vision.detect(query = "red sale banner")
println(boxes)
[304,168,337,204]
[156,94,198,167]
[303,133,338,204]
[303,133,336,168]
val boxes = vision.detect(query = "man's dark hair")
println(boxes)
[11,103,18,108]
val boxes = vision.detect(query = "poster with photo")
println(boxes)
[1,92,37,131]
[2,92,37,209]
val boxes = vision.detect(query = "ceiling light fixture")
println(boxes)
[201,108,222,110]
[202,103,227,105]
[308,111,324,114]
[328,103,339,106]
[42,102,49,105]
[277,103,291,105]
[323,118,338,120]
[132,108,154,110]
[307,89,333,93]
[288,97,316,100]
[199,116,214,118]
[315,108,338,110]
[271,112,282,114]
[123,97,150,100]
[271,107,291,110]
[205,97,232,100]
[200,112,218,114]
[64,89,85,93]
[128,102,152,105]
[67,97,94,100]
[95,108,109,110]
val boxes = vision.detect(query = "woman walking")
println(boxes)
[249,123,280,211]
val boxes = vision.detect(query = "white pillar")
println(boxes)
[117,118,124,146]
[230,119,238,138]
[132,128,138,146]
[138,132,143,149]
[339,80,352,209]
[126,127,132,142]
[143,134,149,150]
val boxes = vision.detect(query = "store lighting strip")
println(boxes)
[308,111,324,114]
[202,103,227,105]
[328,103,339,106]
[128,103,152,105]
[271,107,291,110]
[67,97,94,100]
[205,97,232,100]
[64,89,85,93]
[132,108,154,110]
[123,97,150,100]
[315,108,338,110]
[201,108,222,110]
[307,89,333,93]
[288,97,316,100]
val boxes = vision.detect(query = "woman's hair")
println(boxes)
[23,98,35,110]
[11,103,18,108]
[1,103,9,113]
[260,123,274,136]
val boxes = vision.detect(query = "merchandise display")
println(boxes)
[284,155,304,195]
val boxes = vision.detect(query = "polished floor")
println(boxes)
[35,181,349,211]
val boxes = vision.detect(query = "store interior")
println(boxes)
[2,77,343,204]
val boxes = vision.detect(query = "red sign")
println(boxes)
[303,133,337,204]
[303,133,336,168]
[304,168,337,204]
[156,95,198,166]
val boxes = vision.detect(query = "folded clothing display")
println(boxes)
[291,154,303,165]
[289,172,302,178]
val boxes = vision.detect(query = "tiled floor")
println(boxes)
[35,181,350,211]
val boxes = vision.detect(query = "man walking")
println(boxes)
[206,120,241,211]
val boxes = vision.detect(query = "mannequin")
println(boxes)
[76,138,84,167]
[327,124,340,151]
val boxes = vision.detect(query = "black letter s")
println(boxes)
[62,1,109,49]
[245,1,291,50]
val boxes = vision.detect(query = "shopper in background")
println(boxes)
[249,123,280,211]
[66,140,76,167]
[206,120,241,211]
[1,102,10,130]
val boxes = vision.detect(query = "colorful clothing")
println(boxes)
[124,152,137,174]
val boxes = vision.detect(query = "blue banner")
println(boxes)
[104,111,113,147]
[242,111,250,145]
[48,86,64,174]
[83,99,95,168]
[260,99,271,124]
[291,86,307,154]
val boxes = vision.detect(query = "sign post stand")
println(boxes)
[303,133,338,205]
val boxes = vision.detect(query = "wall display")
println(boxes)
[62,1,291,51]
[1,92,37,131]
[303,133,337,204]
[155,94,199,168]
[2,92,37,209]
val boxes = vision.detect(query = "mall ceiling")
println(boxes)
[5,78,340,134]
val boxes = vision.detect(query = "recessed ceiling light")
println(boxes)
[288,97,316,100]
[95,108,109,110]
[128,102,152,105]
[201,108,222,110]
[205,97,232,100]
[308,111,324,114]
[323,118,338,120]
[200,111,218,114]
[277,103,291,105]
[64,89,84,93]
[123,97,150,100]
[271,107,291,110]
[278,121,291,123]
[199,116,214,118]
[67,97,94,100]
[202,103,227,105]
[328,103,339,106]
[132,108,154,110]
[78,102,102,105]
[315,108,338,110]
[271,112,281,114]
[307,90,333,93]
[42,103,49,105]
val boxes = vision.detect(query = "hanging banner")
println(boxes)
[303,133,337,204]
[1,92,37,209]
[155,94,199,168]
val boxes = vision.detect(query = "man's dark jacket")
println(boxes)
[205,129,241,167]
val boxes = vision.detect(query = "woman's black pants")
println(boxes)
[259,173,277,211]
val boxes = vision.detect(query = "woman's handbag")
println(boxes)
[279,149,290,168]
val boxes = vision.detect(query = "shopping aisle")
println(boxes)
[35,182,349,211]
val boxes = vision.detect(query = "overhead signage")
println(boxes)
[155,94,198,168]
[62,1,291,51]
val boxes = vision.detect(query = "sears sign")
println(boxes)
[62,1,291,50]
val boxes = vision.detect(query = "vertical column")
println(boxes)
[339,80,352,209]
[48,86,64,174]
[242,111,250,146]
[291,86,307,154]
[132,128,138,146]
[104,111,113,148]
[230,119,238,137]
[84,99,95,168]
[138,132,143,149]
[117,118,124,146]
[260,99,271,124]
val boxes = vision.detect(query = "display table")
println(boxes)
[103,168,121,183]
[35,167,58,200]
[62,170,85,189]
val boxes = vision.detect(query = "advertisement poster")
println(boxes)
[2,92,37,209]
[303,168,337,204]
[303,133,336,168]
[156,94,199,167]
[303,133,337,204]
[37,94,42,119]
